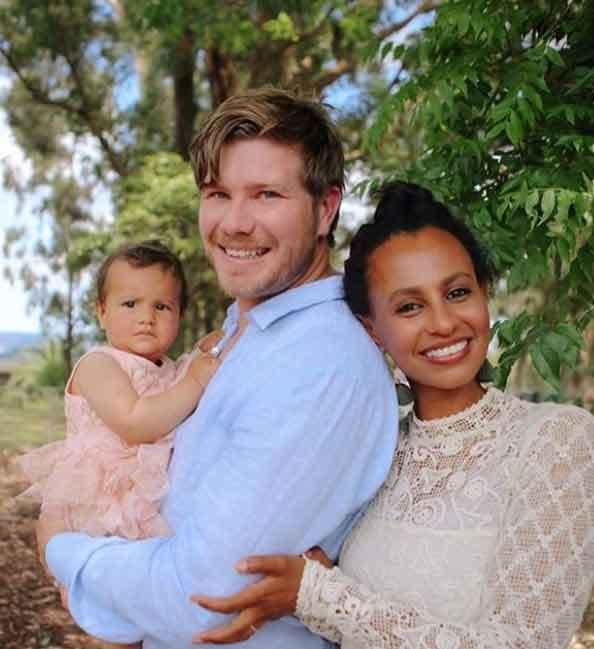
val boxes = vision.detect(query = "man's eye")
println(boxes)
[205,190,228,199]
[447,287,471,300]
[259,190,280,199]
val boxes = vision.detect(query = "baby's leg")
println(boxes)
[100,643,142,649]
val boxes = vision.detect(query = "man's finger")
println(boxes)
[193,610,261,644]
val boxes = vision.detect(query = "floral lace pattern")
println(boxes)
[297,389,594,649]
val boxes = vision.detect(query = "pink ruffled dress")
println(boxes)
[17,346,191,539]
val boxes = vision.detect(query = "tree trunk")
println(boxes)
[173,29,198,159]
[205,47,238,108]
[64,266,74,379]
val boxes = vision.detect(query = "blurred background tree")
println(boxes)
[0,0,432,379]
[362,0,594,404]
[1,0,592,405]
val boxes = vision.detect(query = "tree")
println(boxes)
[366,0,594,398]
[1,0,437,352]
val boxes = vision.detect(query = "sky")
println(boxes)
[0,111,41,333]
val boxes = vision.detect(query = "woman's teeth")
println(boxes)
[425,340,468,359]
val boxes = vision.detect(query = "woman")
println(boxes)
[193,182,594,649]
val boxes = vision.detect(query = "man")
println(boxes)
[41,88,398,648]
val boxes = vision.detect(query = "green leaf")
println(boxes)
[486,121,507,140]
[545,47,564,67]
[506,110,523,145]
[517,98,536,128]
[457,11,470,36]
[530,344,560,391]
[541,189,556,219]
[525,190,540,217]
[380,42,393,60]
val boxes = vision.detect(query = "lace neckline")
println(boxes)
[409,387,507,442]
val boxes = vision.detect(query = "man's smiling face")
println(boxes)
[199,137,337,311]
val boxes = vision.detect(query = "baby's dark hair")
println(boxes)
[96,240,189,313]
[344,182,496,317]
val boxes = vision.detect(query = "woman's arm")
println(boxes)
[295,406,594,649]
[73,347,219,445]
[193,549,331,644]
[194,406,594,649]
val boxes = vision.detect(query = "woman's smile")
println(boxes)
[364,226,491,419]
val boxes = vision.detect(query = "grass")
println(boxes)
[0,387,66,452]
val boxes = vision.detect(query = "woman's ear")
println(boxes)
[357,315,384,350]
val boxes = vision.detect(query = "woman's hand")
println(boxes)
[191,549,332,645]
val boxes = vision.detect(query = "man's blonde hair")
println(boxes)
[189,88,345,246]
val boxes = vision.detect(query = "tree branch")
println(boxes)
[376,0,441,41]
[0,46,128,176]
[313,59,354,92]
[62,50,128,176]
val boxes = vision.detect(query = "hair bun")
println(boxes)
[371,181,434,225]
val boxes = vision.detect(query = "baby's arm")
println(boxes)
[72,350,219,445]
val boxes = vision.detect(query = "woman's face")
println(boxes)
[364,226,491,416]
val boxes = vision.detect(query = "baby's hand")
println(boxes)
[188,330,224,390]
[196,330,224,355]
[188,352,220,390]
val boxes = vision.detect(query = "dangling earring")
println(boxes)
[477,358,494,385]
[394,367,414,430]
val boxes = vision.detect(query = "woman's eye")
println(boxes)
[447,287,471,300]
[397,302,422,315]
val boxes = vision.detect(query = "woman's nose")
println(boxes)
[426,304,456,336]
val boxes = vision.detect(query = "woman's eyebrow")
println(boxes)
[387,272,474,302]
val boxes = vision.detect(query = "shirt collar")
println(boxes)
[223,275,344,333]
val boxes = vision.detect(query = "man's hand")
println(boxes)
[191,548,333,645]
[35,510,69,573]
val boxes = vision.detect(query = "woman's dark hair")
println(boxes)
[344,182,496,316]
[96,240,189,314]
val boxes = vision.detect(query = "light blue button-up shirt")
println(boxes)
[47,276,398,648]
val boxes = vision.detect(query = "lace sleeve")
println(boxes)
[296,406,594,649]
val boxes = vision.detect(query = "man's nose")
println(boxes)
[220,198,255,236]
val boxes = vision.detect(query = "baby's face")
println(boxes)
[96,260,182,362]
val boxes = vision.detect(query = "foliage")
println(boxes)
[0,385,65,449]
[366,0,594,393]
[7,339,69,394]
[1,0,434,357]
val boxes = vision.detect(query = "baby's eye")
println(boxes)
[447,287,471,300]
[155,303,171,311]
[122,300,136,308]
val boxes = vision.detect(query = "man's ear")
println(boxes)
[316,186,342,239]
[357,314,384,350]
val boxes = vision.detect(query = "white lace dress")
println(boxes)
[297,388,594,649]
